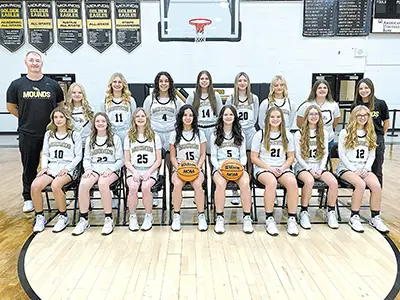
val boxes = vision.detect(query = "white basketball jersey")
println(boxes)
[175,131,202,163]
[345,130,370,165]
[215,134,241,164]
[47,132,76,164]
[128,136,157,175]
[150,97,177,132]
[198,95,218,126]
[270,99,292,128]
[90,136,119,168]
[71,106,90,142]
[255,131,287,167]
[236,98,256,130]
[105,98,132,131]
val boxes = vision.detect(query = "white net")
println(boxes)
[189,18,211,43]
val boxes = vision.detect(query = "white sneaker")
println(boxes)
[265,216,279,236]
[369,215,390,233]
[299,211,312,230]
[33,214,46,233]
[242,215,254,234]
[349,214,364,233]
[52,215,69,233]
[129,214,139,232]
[141,214,154,231]
[23,200,34,213]
[325,210,339,229]
[214,215,225,234]
[231,190,240,205]
[286,216,299,236]
[171,213,181,231]
[72,217,90,236]
[101,217,114,235]
[153,198,159,207]
[198,213,208,231]
[112,198,118,209]
[66,199,71,206]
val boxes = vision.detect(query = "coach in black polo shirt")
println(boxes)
[6,51,64,213]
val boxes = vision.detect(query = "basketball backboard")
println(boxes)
[158,0,241,42]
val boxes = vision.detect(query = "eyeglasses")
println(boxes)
[356,114,369,119]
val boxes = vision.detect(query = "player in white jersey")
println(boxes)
[72,113,124,236]
[169,104,207,232]
[103,72,137,143]
[186,70,223,154]
[63,83,94,146]
[294,105,339,230]
[258,75,296,130]
[124,108,162,232]
[297,79,340,149]
[251,107,299,236]
[337,106,389,233]
[31,107,82,233]
[211,105,253,234]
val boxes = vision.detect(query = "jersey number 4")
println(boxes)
[137,154,148,164]
[162,114,167,121]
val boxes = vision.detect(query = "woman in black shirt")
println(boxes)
[352,78,390,186]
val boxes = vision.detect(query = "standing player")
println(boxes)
[294,105,339,230]
[225,72,259,204]
[72,113,124,236]
[211,105,253,234]
[352,78,390,187]
[124,108,162,232]
[297,79,340,150]
[337,106,389,233]
[258,75,296,130]
[6,51,64,213]
[251,107,299,236]
[31,107,82,233]
[143,71,184,206]
[169,104,207,232]
[63,82,94,145]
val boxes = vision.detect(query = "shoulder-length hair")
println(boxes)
[214,105,243,147]
[105,72,132,107]
[300,105,325,161]
[192,70,217,115]
[89,112,114,149]
[47,107,74,137]
[263,107,288,152]
[232,72,253,106]
[128,108,155,143]
[344,105,376,151]
[63,82,94,122]
[174,104,200,147]
[152,71,176,101]
[268,75,289,105]
[354,78,375,112]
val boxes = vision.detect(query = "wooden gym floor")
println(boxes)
[1,147,400,300]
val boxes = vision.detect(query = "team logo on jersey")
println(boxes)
[321,110,333,124]
[132,145,154,153]
[49,141,72,149]
[23,86,51,99]
[371,111,379,118]
[108,105,129,112]
[152,106,175,114]
[179,143,199,150]
[91,148,114,155]
[357,140,369,147]
[237,103,252,109]
[200,99,210,107]
[270,140,283,146]
[220,140,236,148]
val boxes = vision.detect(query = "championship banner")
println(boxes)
[114,0,141,53]
[0,1,24,52]
[85,1,112,53]
[26,1,54,53]
[56,1,83,53]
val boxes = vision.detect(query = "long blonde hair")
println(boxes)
[263,107,288,152]
[344,105,376,151]
[232,72,253,106]
[128,108,155,142]
[268,75,289,106]
[89,112,114,149]
[46,107,74,137]
[300,105,325,161]
[105,72,131,107]
[63,82,94,122]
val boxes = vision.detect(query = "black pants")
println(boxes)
[372,134,385,187]
[19,133,44,201]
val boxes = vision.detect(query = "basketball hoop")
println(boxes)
[189,18,212,43]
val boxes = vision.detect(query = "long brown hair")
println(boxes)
[298,79,334,111]
[128,108,155,142]
[46,107,74,137]
[63,82,94,122]
[89,112,114,149]
[300,105,325,161]
[105,72,132,107]
[344,105,376,151]
[232,72,253,106]
[263,107,288,152]
[354,78,375,112]
[192,70,217,115]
